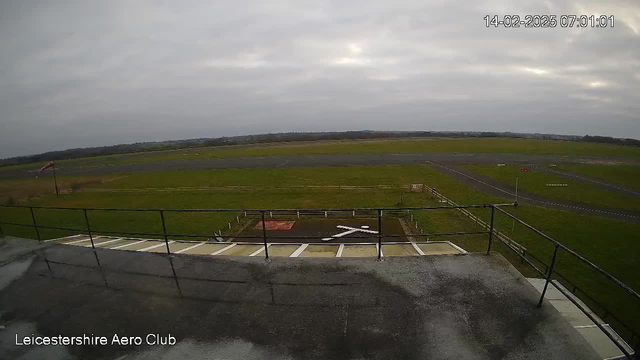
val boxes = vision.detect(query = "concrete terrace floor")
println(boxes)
[0,237,600,360]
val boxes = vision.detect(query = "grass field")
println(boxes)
[3,137,640,172]
[1,164,639,339]
[461,164,640,212]
[558,164,640,190]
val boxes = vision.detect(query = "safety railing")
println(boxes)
[493,205,638,359]
[0,203,512,259]
[1,202,637,358]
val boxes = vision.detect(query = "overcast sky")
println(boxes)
[1,0,639,158]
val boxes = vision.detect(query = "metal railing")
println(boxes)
[1,202,637,357]
[493,205,638,359]
[0,203,512,260]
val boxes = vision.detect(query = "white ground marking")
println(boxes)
[249,244,271,256]
[138,241,174,252]
[83,238,123,247]
[447,241,468,254]
[336,225,378,234]
[210,243,236,255]
[290,244,308,257]
[44,234,84,243]
[411,242,426,256]
[64,236,102,245]
[323,225,378,242]
[175,242,206,254]
[111,240,147,250]
[336,244,345,257]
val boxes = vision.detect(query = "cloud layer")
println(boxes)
[1,0,639,157]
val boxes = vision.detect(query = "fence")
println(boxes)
[0,202,638,358]
[491,206,638,359]
[0,203,510,258]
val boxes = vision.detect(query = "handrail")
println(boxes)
[0,203,515,212]
[493,205,640,302]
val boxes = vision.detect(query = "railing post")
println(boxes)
[537,244,560,308]
[377,209,382,260]
[30,207,41,241]
[487,206,495,254]
[83,209,95,249]
[160,210,170,254]
[261,211,269,260]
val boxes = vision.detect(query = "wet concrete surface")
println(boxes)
[428,162,640,223]
[2,153,638,179]
[0,237,600,360]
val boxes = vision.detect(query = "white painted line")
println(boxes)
[411,242,426,256]
[111,240,147,250]
[64,236,102,245]
[44,234,84,243]
[336,244,345,257]
[290,244,308,258]
[138,241,174,252]
[447,241,468,254]
[574,324,604,329]
[84,238,123,247]
[336,225,378,234]
[175,242,206,254]
[210,243,236,255]
[249,244,270,256]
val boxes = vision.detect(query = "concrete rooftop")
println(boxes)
[0,236,600,360]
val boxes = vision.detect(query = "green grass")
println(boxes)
[3,137,640,172]
[559,164,640,190]
[98,166,442,189]
[1,164,639,338]
[461,164,640,212]
[0,175,118,204]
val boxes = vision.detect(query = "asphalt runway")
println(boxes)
[426,162,640,223]
[2,153,639,179]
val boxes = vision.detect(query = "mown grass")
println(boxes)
[3,137,640,172]
[461,164,640,212]
[0,165,638,338]
[559,164,640,190]
[0,175,118,204]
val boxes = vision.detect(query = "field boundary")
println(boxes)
[77,184,411,193]
[422,184,527,255]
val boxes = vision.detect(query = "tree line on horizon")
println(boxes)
[1,131,638,167]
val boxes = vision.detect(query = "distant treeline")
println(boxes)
[0,131,637,167]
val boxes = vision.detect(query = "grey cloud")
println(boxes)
[1,0,639,158]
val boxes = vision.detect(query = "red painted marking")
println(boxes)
[255,221,296,231]
[520,168,528,172]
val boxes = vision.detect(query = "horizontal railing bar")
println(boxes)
[0,221,37,228]
[494,206,640,302]
[0,203,515,212]
[25,224,90,233]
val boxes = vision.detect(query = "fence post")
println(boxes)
[377,209,382,260]
[159,210,170,254]
[30,207,41,241]
[0,217,4,238]
[83,209,95,249]
[261,211,269,260]
[537,244,560,308]
[487,206,495,254]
